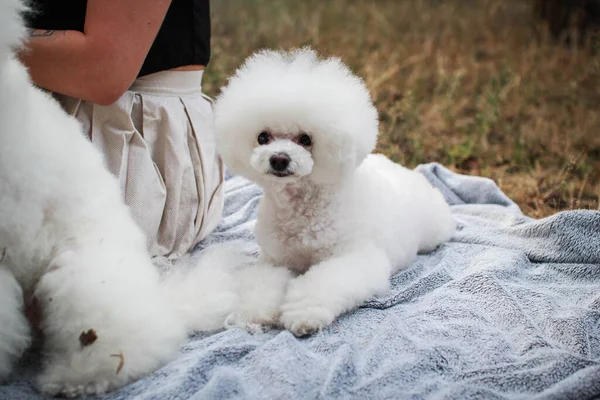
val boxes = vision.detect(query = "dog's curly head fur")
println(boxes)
[214,48,378,185]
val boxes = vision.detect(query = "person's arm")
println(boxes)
[19,0,172,105]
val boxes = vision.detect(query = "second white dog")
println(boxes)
[215,48,456,337]
[0,1,238,396]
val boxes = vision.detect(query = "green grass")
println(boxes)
[205,0,600,218]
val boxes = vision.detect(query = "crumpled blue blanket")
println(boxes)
[3,163,600,400]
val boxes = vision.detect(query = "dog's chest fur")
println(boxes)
[256,183,340,274]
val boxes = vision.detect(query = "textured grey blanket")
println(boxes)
[3,163,600,400]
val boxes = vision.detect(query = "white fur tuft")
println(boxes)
[0,0,27,60]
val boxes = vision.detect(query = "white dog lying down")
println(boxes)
[214,48,456,337]
[0,1,238,396]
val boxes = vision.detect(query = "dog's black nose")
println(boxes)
[269,153,291,172]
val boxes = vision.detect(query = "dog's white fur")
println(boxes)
[0,1,239,396]
[215,49,456,337]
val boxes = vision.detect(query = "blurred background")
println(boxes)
[205,0,600,218]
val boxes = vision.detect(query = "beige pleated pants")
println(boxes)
[56,70,224,259]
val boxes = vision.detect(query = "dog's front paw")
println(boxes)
[34,245,187,397]
[38,327,181,398]
[280,304,335,337]
[225,296,284,334]
[225,311,280,334]
[39,376,111,398]
[228,289,284,332]
[225,297,283,334]
[279,274,338,337]
[226,263,292,334]
[38,347,126,397]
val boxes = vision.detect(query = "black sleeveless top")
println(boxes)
[24,0,211,77]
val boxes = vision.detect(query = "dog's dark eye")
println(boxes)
[257,131,270,145]
[298,134,312,147]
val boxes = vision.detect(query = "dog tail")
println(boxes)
[158,243,253,333]
[0,0,27,62]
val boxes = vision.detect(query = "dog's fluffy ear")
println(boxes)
[0,0,28,61]
[214,47,378,183]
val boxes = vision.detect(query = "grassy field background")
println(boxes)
[205,0,600,218]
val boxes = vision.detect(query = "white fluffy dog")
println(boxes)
[0,1,237,396]
[214,49,456,337]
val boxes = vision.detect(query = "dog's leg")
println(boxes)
[226,256,293,333]
[280,243,392,337]
[34,248,185,397]
[0,266,31,382]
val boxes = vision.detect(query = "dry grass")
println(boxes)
[206,0,600,218]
